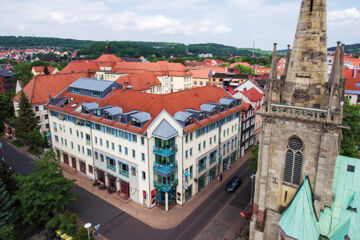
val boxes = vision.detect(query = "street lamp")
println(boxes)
[250,174,255,205]
[84,223,92,240]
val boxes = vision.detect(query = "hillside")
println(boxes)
[0,36,93,49]
[328,43,360,56]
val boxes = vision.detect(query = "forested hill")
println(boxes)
[328,43,360,56]
[0,36,94,49]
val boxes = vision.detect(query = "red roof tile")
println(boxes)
[13,73,88,105]
[112,61,190,77]
[47,86,243,134]
[96,54,122,64]
[240,88,264,102]
[345,77,360,91]
[60,60,99,76]
[115,72,161,91]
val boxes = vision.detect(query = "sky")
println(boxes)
[0,0,359,50]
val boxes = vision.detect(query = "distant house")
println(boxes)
[115,72,162,94]
[13,73,88,133]
[254,66,271,75]
[0,69,14,94]
[209,71,259,90]
[31,66,59,76]
[191,66,226,88]
[60,60,99,77]
[344,67,360,105]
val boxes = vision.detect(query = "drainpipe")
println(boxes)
[147,134,151,209]
[181,133,184,205]
[89,122,97,182]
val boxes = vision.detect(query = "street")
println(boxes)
[2,140,251,240]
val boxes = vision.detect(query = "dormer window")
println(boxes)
[209,108,217,117]
[198,112,206,121]
[119,115,127,124]
[93,109,101,117]
[92,91,101,97]
[229,102,234,109]
[131,118,141,127]
[70,88,80,94]
[82,106,89,114]
[220,105,226,112]
[104,112,113,120]
[184,117,193,126]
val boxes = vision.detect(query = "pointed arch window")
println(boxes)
[284,137,303,185]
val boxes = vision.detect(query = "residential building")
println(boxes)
[46,81,243,211]
[115,72,162,94]
[191,66,225,88]
[111,61,192,93]
[250,0,346,239]
[60,60,100,77]
[344,67,360,105]
[31,66,59,76]
[254,66,271,76]
[0,69,13,94]
[12,73,88,132]
[209,71,259,91]
[240,103,255,156]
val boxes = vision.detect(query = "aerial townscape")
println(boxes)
[0,0,360,240]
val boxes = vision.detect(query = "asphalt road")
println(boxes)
[1,140,251,240]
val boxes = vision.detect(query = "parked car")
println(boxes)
[224,176,241,192]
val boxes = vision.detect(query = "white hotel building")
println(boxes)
[47,77,243,210]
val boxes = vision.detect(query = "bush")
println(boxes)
[28,145,42,155]
[46,212,77,235]
[11,140,24,147]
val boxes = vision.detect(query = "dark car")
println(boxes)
[224,176,241,192]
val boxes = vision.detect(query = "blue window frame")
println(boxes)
[118,161,129,177]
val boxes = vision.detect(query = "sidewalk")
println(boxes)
[62,150,251,230]
[1,135,251,230]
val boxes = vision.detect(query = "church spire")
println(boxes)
[281,0,327,108]
[282,45,291,79]
[264,43,280,106]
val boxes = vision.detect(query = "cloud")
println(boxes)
[0,0,231,36]
[328,7,360,22]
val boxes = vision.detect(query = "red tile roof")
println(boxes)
[13,73,88,105]
[96,54,122,64]
[115,72,161,91]
[60,60,99,76]
[112,61,190,77]
[191,66,226,79]
[33,66,57,74]
[240,88,264,102]
[345,77,360,91]
[47,86,243,134]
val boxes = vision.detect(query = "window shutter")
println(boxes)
[284,150,293,183]
[293,152,303,185]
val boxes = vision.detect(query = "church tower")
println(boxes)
[249,0,345,239]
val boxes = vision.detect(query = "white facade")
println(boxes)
[13,102,50,133]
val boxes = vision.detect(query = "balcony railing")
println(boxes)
[153,144,177,157]
[119,169,129,178]
[153,179,178,192]
[262,104,341,124]
[107,163,116,172]
[209,157,216,165]
[198,164,207,173]
[153,161,177,174]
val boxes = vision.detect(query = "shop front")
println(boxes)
[209,167,216,183]
[185,185,192,202]
[198,174,206,192]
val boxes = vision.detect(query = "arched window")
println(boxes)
[283,137,303,185]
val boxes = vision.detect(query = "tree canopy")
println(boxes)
[15,91,38,141]
[14,151,78,225]
[249,145,259,174]
[340,98,360,158]
[233,64,254,74]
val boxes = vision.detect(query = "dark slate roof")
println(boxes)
[174,111,192,122]
[104,106,123,115]
[220,98,234,106]
[200,104,216,112]
[0,69,13,77]
[131,112,151,122]
[212,73,259,79]
[121,57,139,62]
[152,119,178,140]
[82,102,99,110]
[69,78,115,92]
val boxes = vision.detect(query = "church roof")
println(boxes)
[278,176,320,240]
[319,155,360,239]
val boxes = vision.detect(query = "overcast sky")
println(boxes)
[0,0,359,50]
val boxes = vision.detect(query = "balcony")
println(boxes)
[209,157,216,165]
[153,161,177,174]
[198,163,207,173]
[153,179,178,192]
[107,163,116,172]
[153,144,177,157]
[119,169,129,178]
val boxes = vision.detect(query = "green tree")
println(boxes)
[26,129,48,148]
[14,151,78,225]
[15,91,38,141]
[0,179,17,229]
[220,62,230,67]
[12,62,33,86]
[0,224,16,240]
[74,227,95,240]
[0,92,15,132]
[0,160,18,196]
[249,145,259,174]
[46,212,77,235]
[234,64,254,74]
[340,98,360,158]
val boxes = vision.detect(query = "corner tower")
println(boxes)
[249,0,345,239]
